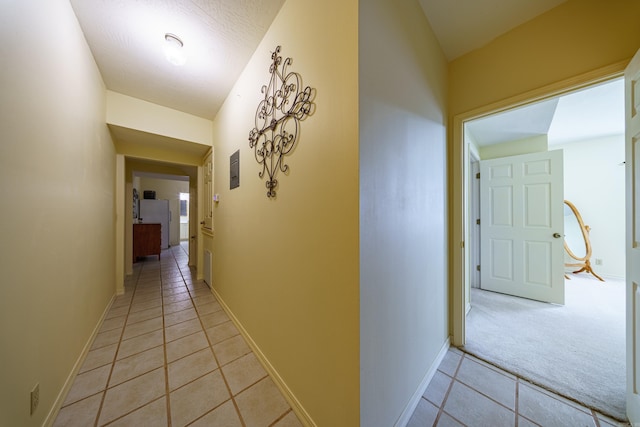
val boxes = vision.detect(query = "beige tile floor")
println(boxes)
[408,348,630,427]
[53,242,631,427]
[53,243,302,427]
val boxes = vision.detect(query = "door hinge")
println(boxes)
[476,218,480,225]
[476,172,480,179]
[476,265,481,271]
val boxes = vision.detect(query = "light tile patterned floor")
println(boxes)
[53,243,301,427]
[53,242,631,427]
[408,348,629,427]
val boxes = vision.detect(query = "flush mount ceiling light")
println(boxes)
[164,33,186,66]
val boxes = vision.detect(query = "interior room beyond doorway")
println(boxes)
[462,78,626,421]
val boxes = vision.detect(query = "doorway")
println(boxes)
[124,158,199,279]
[460,78,626,420]
[133,172,189,248]
[179,192,190,256]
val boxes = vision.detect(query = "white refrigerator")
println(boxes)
[139,199,170,249]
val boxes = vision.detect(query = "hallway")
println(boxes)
[53,244,301,426]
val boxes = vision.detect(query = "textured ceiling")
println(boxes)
[418,0,568,60]
[70,0,573,122]
[71,0,603,150]
[70,0,285,119]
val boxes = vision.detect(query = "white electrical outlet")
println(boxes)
[30,383,39,415]
[595,258,603,266]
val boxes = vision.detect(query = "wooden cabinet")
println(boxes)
[133,223,161,262]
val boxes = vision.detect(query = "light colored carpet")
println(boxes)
[464,274,626,421]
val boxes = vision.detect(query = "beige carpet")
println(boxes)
[464,274,626,421]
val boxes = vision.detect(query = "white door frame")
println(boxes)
[468,147,480,310]
[450,63,626,347]
[625,48,640,423]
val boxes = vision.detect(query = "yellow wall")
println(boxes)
[479,134,548,160]
[0,1,116,425]
[107,92,211,281]
[206,0,359,424]
[107,91,213,146]
[447,0,640,344]
[449,0,640,117]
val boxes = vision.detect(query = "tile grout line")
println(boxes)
[268,408,296,427]
[161,255,174,427]
[166,245,204,423]
[74,263,162,426]
[59,246,294,427]
[434,351,465,426]
[462,353,518,382]
[592,408,602,427]
[461,349,611,421]
[94,263,141,427]
[515,378,519,426]
[182,250,250,427]
[447,352,518,423]
[458,349,588,425]
[102,263,170,425]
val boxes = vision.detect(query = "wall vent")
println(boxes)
[204,249,212,288]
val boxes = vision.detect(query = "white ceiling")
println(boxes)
[70,0,285,119]
[466,78,625,147]
[72,0,623,152]
[547,79,625,145]
[70,0,577,122]
[466,98,559,146]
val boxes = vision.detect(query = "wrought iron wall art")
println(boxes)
[248,46,315,198]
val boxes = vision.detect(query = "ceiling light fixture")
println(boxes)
[164,33,186,66]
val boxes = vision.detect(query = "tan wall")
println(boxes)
[0,1,116,425]
[206,0,359,424]
[449,0,640,117]
[107,91,213,146]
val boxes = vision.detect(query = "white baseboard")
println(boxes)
[44,295,116,427]
[394,337,451,427]
[209,287,316,427]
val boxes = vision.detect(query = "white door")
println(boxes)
[470,160,481,289]
[625,48,640,423]
[480,150,565,304]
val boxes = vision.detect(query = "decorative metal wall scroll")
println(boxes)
[248,46,315,198]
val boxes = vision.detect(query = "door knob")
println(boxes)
[553,233,562,238]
